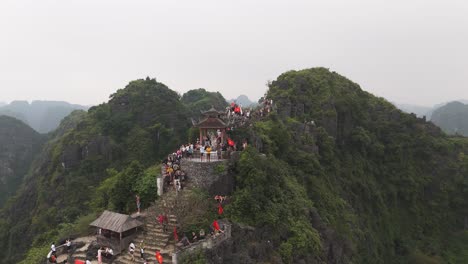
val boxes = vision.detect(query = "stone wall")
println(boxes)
[172,220,232,264]
[180,159,234,196]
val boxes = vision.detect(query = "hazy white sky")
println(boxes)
[1,0,467,106]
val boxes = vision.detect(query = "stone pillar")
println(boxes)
[157,177,163,196]
[172,252,178,264]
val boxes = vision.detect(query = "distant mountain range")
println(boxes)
[0,100,88,133]
[229,95,258,107]
[395,100,468,136]
[430,101,468,136]
[396,100,468,117]
[394,103,434,118]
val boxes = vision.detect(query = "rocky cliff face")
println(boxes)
[0,115,44,206]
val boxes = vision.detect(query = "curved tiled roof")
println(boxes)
[195,117,227,128]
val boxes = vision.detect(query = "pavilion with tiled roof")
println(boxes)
[194,107,228,146]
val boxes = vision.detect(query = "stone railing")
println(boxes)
[172,220,232,264]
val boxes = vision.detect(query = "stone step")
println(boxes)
[142,231,170,239]
[73,252,87,258]
[145,223,177,230]
[114,257,172,264]
[135,241,168,248]
[133,238,169,247]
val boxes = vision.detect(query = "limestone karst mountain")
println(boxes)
[0,116,45,206]
[2,70,468,264]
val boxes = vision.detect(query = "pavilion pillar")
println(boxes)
[221,128,225,145]
[199,128,203,145]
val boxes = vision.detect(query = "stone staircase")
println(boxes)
[113,181,183,264]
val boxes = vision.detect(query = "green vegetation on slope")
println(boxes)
[181,88,228,118]
[0,116,45,207]
[2,69,468,264]
[225,68,468,263]
[0,78,192,262]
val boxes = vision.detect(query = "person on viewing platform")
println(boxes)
[200,145,205,162]
[206,145,212,162]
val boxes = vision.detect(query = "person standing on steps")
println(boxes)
[140,243,145,259]
[136,194,141,214]
[155,250,163,264]
[97,247,103,264]
[129,241,135,261]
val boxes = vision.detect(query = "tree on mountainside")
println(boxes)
[181,88,228,119]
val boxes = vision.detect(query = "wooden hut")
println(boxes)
[90,210,143,253]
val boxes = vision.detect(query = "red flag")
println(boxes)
[228,138,235,147]
[213,220,220,231]
[173,226,179,242]
[155,251,163,264]
[218,204,224,215]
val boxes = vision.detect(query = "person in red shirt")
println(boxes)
[155,250,163,264]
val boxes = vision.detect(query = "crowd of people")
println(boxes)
[225,97,274,128]
[162,152,187,192]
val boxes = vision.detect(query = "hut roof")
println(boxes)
[90,210,143,233]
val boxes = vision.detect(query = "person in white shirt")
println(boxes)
[200,146,205,162]
[51,242,56,253]
[65,239,71,252]
[129,242,135,261]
